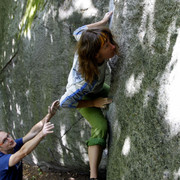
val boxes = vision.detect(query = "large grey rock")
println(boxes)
[107,0,180,179]
[0,0,109,173]
[1,0,180,179]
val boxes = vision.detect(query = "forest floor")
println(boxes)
[23,162,90,180]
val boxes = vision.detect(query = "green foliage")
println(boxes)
[38,168,43,175]
[19,0,45,37]
[30,175,36,180]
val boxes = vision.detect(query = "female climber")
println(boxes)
[59,11,119,180]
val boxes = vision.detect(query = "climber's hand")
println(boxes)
[93,97,112,108]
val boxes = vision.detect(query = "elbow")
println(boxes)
[60,103,75,108]
[60,102,69,108]
[60,101,77,108]
[60,98,71,108]
[60,98,68,108]
[60,96,78,108]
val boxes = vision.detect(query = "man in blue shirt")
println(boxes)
[0,100,59,180]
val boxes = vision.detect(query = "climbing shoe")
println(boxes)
[90,178,98,180]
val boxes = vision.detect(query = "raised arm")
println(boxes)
[86,11,113,29]
[22,100,59,144]
[9,120,54,167]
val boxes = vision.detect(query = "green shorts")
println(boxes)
[78,83,110,148]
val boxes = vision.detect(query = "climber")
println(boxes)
[59,11,119,180]
[0,100,59,180]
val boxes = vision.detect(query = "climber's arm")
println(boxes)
[86,11,113,29]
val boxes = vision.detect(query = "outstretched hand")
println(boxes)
[102,11,113,25]
[42,121,54,136]
[48,100,60,116]
[93,97,112,108]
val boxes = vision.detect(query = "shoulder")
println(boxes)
[14,138,23,152]
[15,138,23,144]
[73,25,88,41]
[0,152,11,171]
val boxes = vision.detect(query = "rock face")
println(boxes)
[0,0,180,179]
[0,0,109,173]
[107,0,180,179]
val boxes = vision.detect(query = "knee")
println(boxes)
[93,121,108,138]
[100,121,108,133]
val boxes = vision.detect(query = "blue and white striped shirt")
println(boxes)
[60,25,107,108]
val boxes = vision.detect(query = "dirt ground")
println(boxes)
[23,162,90,180]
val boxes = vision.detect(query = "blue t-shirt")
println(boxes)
[0,138,23,180]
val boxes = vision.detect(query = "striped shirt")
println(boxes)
[60,25,107,108]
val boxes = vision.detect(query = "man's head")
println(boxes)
[0,131,16,154]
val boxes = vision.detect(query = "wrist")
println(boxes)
[44,113,53,123]
[39,131,45,138]
[48,112,54,117]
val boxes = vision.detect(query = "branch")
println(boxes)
[0,50,18,75]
